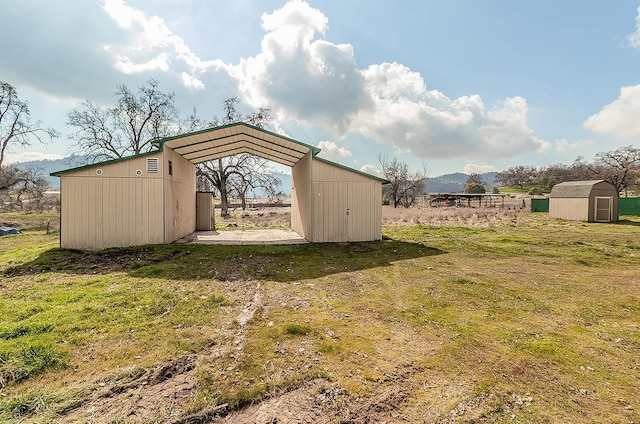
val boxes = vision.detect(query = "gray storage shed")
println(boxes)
[549,180,619,222]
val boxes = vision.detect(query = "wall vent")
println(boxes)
[95,169,103,176]
[146,158,159,173]
[135,169,143,176]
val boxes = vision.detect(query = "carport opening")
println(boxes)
[195,154,293,233]
[157,122,319,244]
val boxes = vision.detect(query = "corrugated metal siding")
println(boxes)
[313,181,348,242]
[312,160,373,182]
[620,197,640,216]
[291,153,312,239]
[531,198,549,212]
[348,182,382,241]
[163,149,196,243]
[60,153,165,249]
[549,198,589,221]
[310,159,382,242]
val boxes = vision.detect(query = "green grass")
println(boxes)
[1,213,639,422]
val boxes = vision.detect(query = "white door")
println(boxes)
[594,197,612,222]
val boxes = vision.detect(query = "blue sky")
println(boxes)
[1,0,640,177]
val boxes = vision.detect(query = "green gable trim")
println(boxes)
[314,156,390,184]
[50,150,162,177]
[152,121,322,157]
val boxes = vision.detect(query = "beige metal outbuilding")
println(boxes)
[52,123,386,249]
[549,180,619,222]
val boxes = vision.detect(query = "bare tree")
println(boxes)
[378,154,427,208]
[199,154,282,213]
[196,97,278,217]
[589,146,640,196]
[0,81,57,168]
[0,165,50,212]
[495,165,539,188]
[67,79,178,162]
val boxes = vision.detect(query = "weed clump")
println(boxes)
[282,323,310,336]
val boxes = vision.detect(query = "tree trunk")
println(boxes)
[218,158,230,217]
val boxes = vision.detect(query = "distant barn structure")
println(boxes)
[549,180,619,222]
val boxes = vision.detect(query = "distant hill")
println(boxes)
[14,156,87,189]
[14,157,498,195]
[425,172,498,193]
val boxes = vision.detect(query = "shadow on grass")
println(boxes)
[616,218,640,227]
[3,240,445,283]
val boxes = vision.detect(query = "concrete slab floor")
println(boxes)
[176,229,308,245]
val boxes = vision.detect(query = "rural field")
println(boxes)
[1,205,639,423]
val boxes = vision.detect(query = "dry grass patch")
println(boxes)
[1,208,639,423]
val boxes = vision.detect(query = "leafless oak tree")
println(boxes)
[67,79,178,162]
[0,81,57,168]
[378,154,427,208]
[196,97,279,216]
[589,145,640,196]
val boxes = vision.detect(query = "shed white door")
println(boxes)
[314,181,379,242]
[314,181,348,242]
[594,196,612,222]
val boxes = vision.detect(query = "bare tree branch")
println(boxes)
[0,81,58,167]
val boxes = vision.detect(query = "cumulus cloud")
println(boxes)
[584,85,640,140]
[317,140,351,160]
[586,9,640,142]
[352,63,546,158]
[2,0,546,163]
[554,138,581,152]
[463,163,497,174]
[102,0,227,86]
[360,164,383,177]
[94,0,545,160]
[231,0,370,134]
[227,1,545,160]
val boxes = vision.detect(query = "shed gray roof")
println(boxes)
[549,180,611,198]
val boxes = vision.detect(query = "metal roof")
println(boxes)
[549,180,612,198]
[51,122,388,183]
[154,122,320,167]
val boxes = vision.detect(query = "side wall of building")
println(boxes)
[59,153,165,249]
[549,198,590,222]
[162,147,196,243]
[291,153,313,240]
[310,159,382,242]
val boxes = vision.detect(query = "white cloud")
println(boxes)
[229,2,545,160]
[4,152,65,164]
[180,72,205,90]
[554,138,580,152]
[353,64,546,158]
[463,163,497,174]
[232,0,368,134]
[627,6,640,48]
[317,140,351,160]
[99,0,545,161]
[360,164,383,177]
[584,85,640,140]
[102,0,226,86]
